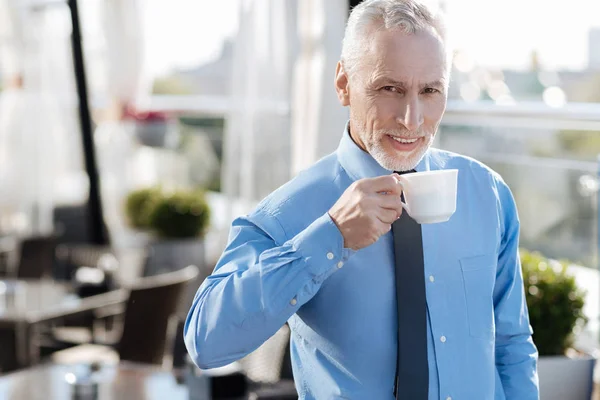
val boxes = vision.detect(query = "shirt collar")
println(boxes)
[336,121,431,181]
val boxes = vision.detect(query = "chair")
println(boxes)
[118,264,199,364]
[50,265,199,366]
[183,324,298,399]
[239,325,291,384]
[54,244,118,288]
[143,249,210,369]
[15,235,57,279]
[53,204,110,245]
[0,236,18,278]
[238,324,298,399]
[0,329,19,374]
[54,244,112,279]
[44,245,120,349]
[48,245,147,348]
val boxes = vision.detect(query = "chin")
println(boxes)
[372,144,428,172]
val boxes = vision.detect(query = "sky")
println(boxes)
[444,0,600,71]
[141,0,600,77]
[142,0,240,76]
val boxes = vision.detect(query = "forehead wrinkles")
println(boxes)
[375,35,445,81]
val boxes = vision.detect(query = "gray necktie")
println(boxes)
[392,170,429,399]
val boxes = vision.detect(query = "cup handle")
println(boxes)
[396,178,411,216]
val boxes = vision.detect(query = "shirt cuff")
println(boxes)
[289,212,355,280]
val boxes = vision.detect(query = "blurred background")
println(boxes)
[1,0,600,399]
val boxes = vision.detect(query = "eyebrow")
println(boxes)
[378,78,447,90]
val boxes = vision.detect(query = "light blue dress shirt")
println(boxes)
[185,125,539,400]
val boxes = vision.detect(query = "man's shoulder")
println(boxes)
[252,152,345,222]
[430,148,515,213]
[429,148,504,183]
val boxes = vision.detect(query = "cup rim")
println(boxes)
[399,168,458,178]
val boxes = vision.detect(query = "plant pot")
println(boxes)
[134,121,179,148]
[538,354,596,400]
[144,238,209,317]
[144,238,205,275]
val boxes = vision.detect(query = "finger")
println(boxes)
[363,175,403,195]
[375,219,393,236]
[377,208,400,225]
[376,192,404,211]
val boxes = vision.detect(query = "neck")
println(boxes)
[348,121,367,152]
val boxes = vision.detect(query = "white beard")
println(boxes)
[368,133,434,172]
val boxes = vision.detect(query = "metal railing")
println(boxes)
[132,95,600,269]
[444,100,600,131]
[441,100,600,269]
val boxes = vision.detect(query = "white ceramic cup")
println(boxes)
[396,169,458,224]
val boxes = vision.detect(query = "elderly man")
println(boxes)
[184,0,539,399]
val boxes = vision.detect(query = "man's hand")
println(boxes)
[328,175,403,250]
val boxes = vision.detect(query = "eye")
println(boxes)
[423,87,440,94]
[382,86,399,93]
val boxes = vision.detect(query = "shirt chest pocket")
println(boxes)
[460,254,497,339]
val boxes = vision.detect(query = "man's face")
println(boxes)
[335,26,448,172]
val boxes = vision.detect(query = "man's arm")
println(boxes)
[184,211,350,369]
[493,178,539,399]
[184,174,403,369]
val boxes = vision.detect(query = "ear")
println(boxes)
[334,61,351,107]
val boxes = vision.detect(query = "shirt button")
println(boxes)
[290,298,297,306]
[337,261,344,268]
[440,336,447,343]
[429,275,435,282]
[446,397,452,400]
[326,252,334,260]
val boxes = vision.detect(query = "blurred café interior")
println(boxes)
[1,0,600,399]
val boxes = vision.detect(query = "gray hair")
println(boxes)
[341,0,451,76]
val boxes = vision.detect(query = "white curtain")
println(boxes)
[100,0,146,106]
[222,0,299,204]
[92,0,148,244]
[0,0,25,79]
[291,0,349,176]
[0,0,65,235]
[222,0,350,206]
[0,0,147,238]
[0,0,26,233]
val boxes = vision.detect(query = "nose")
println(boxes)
[396,97,424,132]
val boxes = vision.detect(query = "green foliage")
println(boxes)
[521,249,587,356]
[557,130,600,160]
[568,72,600,103]
[125,187,210,239]
[125,187,161,229]
[146,189,210,239]
[151,75,191,95]
[178,117,225,129]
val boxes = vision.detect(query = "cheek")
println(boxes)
[349,91,370,116]
[366,97,399,122]
[352,97,386,126]
[423,99,446,126]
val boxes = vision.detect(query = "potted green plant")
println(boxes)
[124,187,210,278]
[521,249,594,400]
[125,187,161,230]
[146,190,210,239]
[123,105,179,148]
[144,188,210,280]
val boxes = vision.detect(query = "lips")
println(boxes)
[386,134,422,151]
[391,136,418,144]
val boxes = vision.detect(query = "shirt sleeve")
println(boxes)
[184,211,354,369]
[493,177,540,399]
